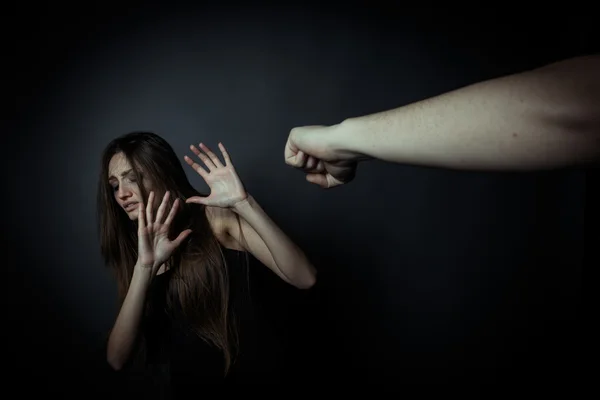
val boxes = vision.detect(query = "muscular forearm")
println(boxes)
[333,55,600,171]
[106,264,152,371]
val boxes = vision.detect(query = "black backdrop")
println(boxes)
[7,3,595,390]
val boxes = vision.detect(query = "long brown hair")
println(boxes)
[97,131,242,374]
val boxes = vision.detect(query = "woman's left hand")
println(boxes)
[184,142,248,208]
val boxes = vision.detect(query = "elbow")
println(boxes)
[294,266,317,290]
[107,354,125,371]
[548,112,600,165]
[540,55,600,161]
[106,345,127,371]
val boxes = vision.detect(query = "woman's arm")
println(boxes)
[209,196,317,289]
[184,143,317,289]
[107,264,153,370]
[107,195,191,370]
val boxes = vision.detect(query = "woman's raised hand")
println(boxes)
[136,191,192,274]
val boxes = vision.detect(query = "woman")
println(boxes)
[98,131,316,390]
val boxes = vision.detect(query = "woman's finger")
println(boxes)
[185,196,207,205]
[138,202,146,234]
[155,191,170,224]
[218,142,232,167]
[146,191,154,225]
[163,198,180,227]
[172,229,193,248]
[190,145,217,170]
[184,155,209,178]
[199,143,224,168]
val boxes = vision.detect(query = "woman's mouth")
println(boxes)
[124,202,138,211]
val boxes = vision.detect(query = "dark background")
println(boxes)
[6,2,595,390]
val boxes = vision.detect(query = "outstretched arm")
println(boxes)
[286,55,600,189]
[332,55,600,170]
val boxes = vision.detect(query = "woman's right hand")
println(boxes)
[137,191,192,275]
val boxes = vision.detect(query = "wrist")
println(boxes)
[330,119,373,162]
[131,264,154,286]
[232,194,253,214]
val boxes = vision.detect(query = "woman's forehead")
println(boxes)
[108,153,132,177]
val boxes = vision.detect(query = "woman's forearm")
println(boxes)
[106,264,152,371]
[333,55,600,171]
[232,195,317,289]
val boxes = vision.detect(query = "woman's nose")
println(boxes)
[117,185,132,199]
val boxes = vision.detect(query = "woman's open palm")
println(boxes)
[137,191,192,273]
[184,142,248,208]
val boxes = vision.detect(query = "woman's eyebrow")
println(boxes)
[108,169,133,180]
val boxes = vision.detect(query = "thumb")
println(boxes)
[173,229,193,247]
[306,173,330,188]
[186,196,207,205]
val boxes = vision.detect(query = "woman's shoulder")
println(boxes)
[204,205,230,233]
[203,205,242,251]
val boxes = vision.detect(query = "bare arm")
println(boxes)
[106,265,153,371]
[332,55,600,171]
[107,193,190,370]
[211,196,317,289]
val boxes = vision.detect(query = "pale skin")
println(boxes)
[106,143,316,370]
[284,55,600,188]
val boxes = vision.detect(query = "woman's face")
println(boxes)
[107,153,149,221]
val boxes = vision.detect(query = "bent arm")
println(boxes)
[106,265,152,371]
[333,55,600,171]
[229,195,317,289]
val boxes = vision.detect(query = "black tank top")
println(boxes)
[137,246,279,393]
